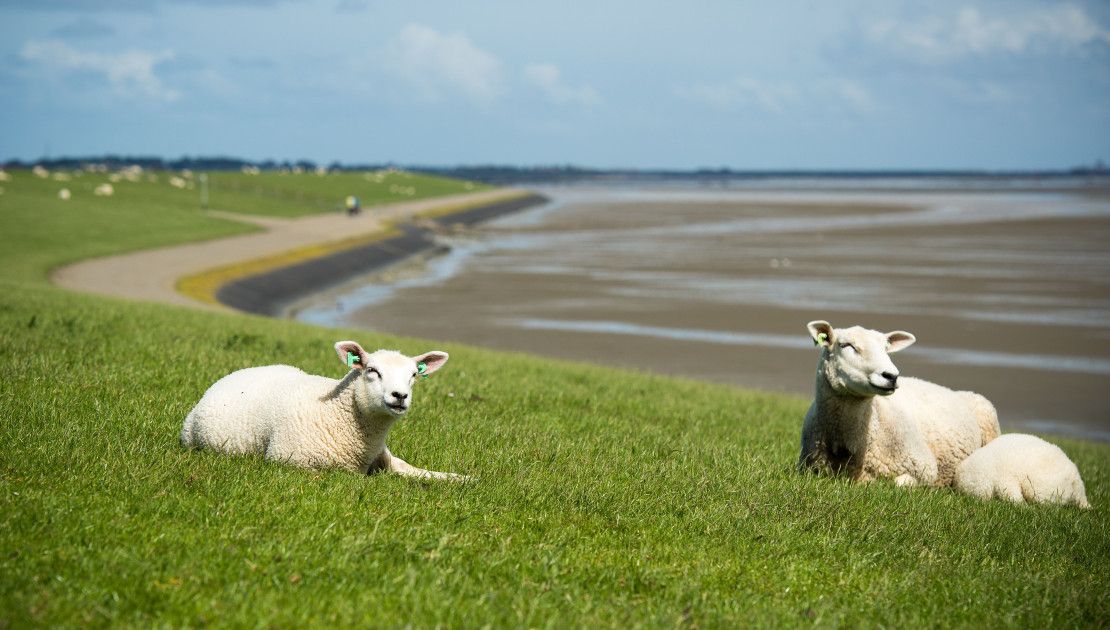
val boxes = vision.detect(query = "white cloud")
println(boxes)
[384,23,503,105]
[674,77,798,114]
[523,63,601,106]
[827,79,876,114]
[675,77,878,115]
[20,39,180,101]
[867,4,1110,62]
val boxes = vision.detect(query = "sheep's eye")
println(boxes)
[839,343,856,352]
[366,367,381,378]
[411,372,418,379]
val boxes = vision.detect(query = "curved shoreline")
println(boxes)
[216,193,548,316]
[51,188,545,313]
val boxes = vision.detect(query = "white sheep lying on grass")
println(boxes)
[955,434,1089,508]
[181,341,468,481]
[94,183,114,196]
[798,320,1000,487]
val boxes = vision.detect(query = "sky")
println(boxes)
[1,0,1108,170]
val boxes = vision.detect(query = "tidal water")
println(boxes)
[295,182,1110,441]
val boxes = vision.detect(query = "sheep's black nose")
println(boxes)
[881,372,898,384]
[392,391,408,401]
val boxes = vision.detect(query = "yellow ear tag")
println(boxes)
[815,332,828,346]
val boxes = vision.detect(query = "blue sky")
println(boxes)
[1,1,1108,169]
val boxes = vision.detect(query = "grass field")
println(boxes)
[0,167,1107,627]
[206,169,491,217]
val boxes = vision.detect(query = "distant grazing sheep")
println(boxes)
[58,188,71,200]
[798,320,1000,487]
[94,183,114,196]
[955,434,1089,508]
[181,341,467,481]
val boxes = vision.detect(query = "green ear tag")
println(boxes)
[347,352,358,367]
[815,332,828,346]
[417,362,428,378]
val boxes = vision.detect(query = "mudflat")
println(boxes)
[298,187,1110,440]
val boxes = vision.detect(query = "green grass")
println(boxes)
[0,171,257,283]
[0,168,1107,627]
[205,170,491,217]
[0,168,489,282]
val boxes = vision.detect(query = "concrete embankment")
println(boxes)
[215,193,549,316]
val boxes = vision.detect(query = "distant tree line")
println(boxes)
[3,154,1107,185]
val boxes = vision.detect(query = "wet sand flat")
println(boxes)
[297,187,1110,440]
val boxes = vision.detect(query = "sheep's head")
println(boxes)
[334,341,448,416]
[807,321,915,398]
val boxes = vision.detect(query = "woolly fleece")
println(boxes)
[798,321,1000,487]
[180,341,464,480]
[955,433,1090,508]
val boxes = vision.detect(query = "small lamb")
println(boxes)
[180,340,468,481]
[798,320,1000,487]
[955,434,1090,508]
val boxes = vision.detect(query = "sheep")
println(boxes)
[180,341,468,481]
[798,320,1000,487]
[955,434,1089,508]
[58,188,71,200]
[94,183,115,196]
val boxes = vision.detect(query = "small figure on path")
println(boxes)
[345,195,361,217]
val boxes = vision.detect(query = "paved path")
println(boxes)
[51,188,525,311]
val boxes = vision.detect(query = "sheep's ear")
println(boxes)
[334,340,369,370]
[411,351,448,376]
[886,331,916,353]
[807,320,834,347]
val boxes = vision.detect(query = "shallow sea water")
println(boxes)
[296,184,1110,440]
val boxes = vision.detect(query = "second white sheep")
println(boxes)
[798,320,1000,487]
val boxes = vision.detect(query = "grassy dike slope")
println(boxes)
[1,171,1107,627]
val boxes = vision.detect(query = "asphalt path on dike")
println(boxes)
[216,193,549,316]
[51,188,544,312]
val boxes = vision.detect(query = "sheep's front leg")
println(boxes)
[894,474,918,487]
[385,449,471,482]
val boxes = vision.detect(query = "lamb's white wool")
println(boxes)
[168,176,187,189]
[180,341,466,481]
[94,183,114,196]
[798,320,1000,487]
[955,434,1089,508]
[58,188,71,200]
[0,170,10,182]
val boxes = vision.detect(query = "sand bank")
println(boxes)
[298,187,1110,440]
